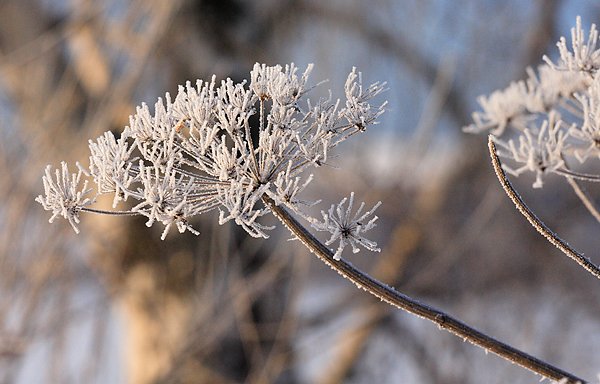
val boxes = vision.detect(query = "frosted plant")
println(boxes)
[37,63,385,254]
[36,162,94,233]
[572,78,600,161]
[37,63,588,382]
[492,114,567,188]
[544,16,600,74]
[462,18,600,382]
[466,16,600,282]
[464,81,531,136]
[313,192,381,260]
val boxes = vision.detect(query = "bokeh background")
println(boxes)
[1,0,599,383]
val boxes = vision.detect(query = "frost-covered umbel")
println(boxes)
[465,17,600,200]
[36,63,386,258]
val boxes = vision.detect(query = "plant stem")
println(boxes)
[262,195,586,383]
[565,176,600,223]
[488,136,600,281]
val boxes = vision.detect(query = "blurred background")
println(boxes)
[1,0,600,383]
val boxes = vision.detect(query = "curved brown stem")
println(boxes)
[488,136,600,281]
[262,195,586,383]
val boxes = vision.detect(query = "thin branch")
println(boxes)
[488,136,600,280]
[80,207,139,216]
[554,168,600,182]
[565,176,600,223]
[262,195,586,383]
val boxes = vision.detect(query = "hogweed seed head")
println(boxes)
[466,16,600,194]
[492,116,567,188]
[37,63,386,259]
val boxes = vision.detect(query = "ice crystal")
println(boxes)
[464,81,530,136]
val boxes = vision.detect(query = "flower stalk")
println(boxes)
[263,195,585,383]
[489,137,600,280]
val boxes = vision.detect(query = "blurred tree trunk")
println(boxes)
[119,269,192,384]
[87,214,196,383]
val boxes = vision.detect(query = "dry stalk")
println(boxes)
[488,136,600,281]
[263,194,586,383]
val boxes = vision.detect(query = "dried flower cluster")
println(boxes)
[313,192,381,260]
[36,63,386,258]
[465,17,600,208]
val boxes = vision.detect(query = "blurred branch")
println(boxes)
[522,0,560,68]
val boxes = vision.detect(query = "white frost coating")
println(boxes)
[35,162,94,233]
[312,192,381,260]
[465,16,600,194]
[37,63,386,248]
[492,114,567,188]
[543,16,600,74]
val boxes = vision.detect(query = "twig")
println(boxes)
[488,136,600,280]
[262,195,586,383]
[565,176,600,223]
[554,168,600,182]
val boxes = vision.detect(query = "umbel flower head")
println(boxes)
[313,192,381,260]
[37,63,385,258]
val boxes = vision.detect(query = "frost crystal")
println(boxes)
[35,162,94,233]
[543,16,600,74]
[87,131,137,207]
[493,117,567,188]
[313,192,381,260]
[37,63,386,254]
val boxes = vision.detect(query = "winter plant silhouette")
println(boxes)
[38,60,588,382]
